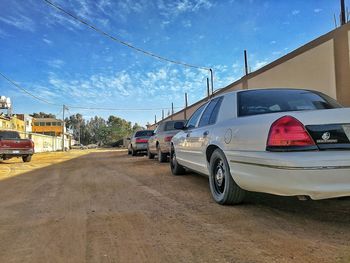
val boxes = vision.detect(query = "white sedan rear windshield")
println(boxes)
[238,89,342,117]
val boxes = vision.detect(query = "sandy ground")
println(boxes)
[0,149,349,263]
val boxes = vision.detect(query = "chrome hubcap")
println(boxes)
[213,160,225,194]
[215,167,224,187]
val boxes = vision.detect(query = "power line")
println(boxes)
[67,105,182,111]
[42,0,210,71]
[0,71,59,106]
[0,71,182,112]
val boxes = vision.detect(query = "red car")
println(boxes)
[0,130,34,162]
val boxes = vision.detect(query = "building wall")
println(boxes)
[247,40,336,98]
[0,117,11,129]
[19,132,71,152]
[11,116,25,132]
[348,30,350,61]
[32,118,63,136]
[0,116,25,131]
[32,125,63,136]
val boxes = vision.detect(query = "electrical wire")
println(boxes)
[0,71,59,106]
[42,0,210,71]
[0,71,183,112]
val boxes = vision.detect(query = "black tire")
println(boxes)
[22,155,32,163]
[131,147,137,156]
[170,145,186,175]
[209,149,246,205]
[147,147,155,159]
[127,149,131,155]
[158,146,167,163]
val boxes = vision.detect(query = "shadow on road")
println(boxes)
[180,169,350,225]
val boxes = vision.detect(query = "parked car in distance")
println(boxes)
[147,120,186,162]
[170,88,350,205]
[70,143,87,150]
[128,130,154,156]
[0,130,34,162]
[86,144,98,149]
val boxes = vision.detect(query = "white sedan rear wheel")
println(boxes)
[209,149,246,205]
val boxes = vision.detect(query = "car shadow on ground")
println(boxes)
[178,169,350,224]
[243,192,350,224]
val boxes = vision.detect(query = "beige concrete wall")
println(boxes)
[348,30,350,65]
[349,30,350,60]
[216,82,244,95]
[247,40,337,98]
[19,132,70,153]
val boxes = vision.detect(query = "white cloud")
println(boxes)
[158,0,213,20]
[47,59,65,69]
[291,10,300,16]
[0,14,35,32]
[272,51,282,56]
[270,40,277,44]
[43,38,53,45]
[182,20,192,28]
[314,8,322,13]
[252,60,268,71]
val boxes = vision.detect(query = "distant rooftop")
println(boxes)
[33,118,62,122]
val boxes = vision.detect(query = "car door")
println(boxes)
[186,97,224,174]
[175,103,207,169]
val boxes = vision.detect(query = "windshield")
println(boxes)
[135,130,154,137]
[164,121,185,131]
[238,89,342,117]
[0,131,21,140]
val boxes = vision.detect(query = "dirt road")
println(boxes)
[0,150,349,263]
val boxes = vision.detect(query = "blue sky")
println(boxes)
[0,0,348,125]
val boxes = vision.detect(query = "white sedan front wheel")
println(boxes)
[209,149,246,205]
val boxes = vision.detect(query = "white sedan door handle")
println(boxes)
[203,131,209,137]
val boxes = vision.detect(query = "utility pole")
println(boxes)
[154,115,157,124]
[184,93,188,120]
[171,103,174,120]
[341,0,346,25]
[62,104,65,151]
[244,50,249,75]
[206,78,210,99]
[79,125,81,144]
[209,68,214,95]
[162,109,164,120]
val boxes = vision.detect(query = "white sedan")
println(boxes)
[170,88,350,205]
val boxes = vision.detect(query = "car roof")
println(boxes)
[221,87,313,97]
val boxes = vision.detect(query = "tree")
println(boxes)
[31,112,56,118]
[65,114,86,144]
[106,116,132,142]
[86,116,107,145]
[65,114,144,145]
[132,123,144,133]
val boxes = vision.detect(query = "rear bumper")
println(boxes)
[226,150,350,200]
[160,142,171,154]
[0,149,34,157]
[134,143,148,151]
